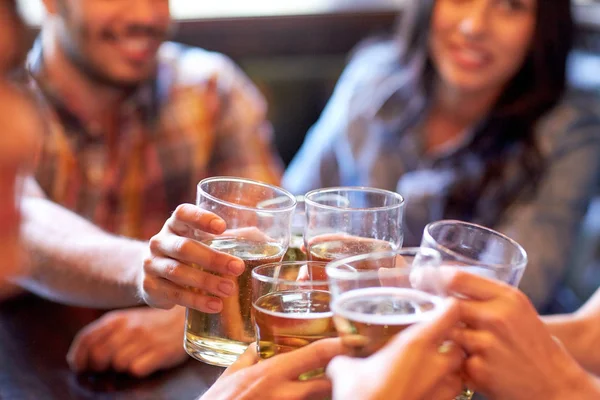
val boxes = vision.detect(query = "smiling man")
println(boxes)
[5,0,282,378]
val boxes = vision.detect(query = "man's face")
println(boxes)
[50,0,171,88]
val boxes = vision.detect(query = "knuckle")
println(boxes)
[148,236,162,253]
[173,204,188,220]
[466,356,488,384]
[162,261,180,280]
[173,237,191,256]
[142,277,157,294]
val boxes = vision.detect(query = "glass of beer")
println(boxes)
[185,177,296,367]
[327,248,444,358]
[251,261,335,375]
[305,187,404,263]
[421,220,528,400]
[283,196,307,262]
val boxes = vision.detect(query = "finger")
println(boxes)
[442,270,510,301]
[169,204,226,236]
[88,325,136,372]
[67,316,125,372]
[450,327,496,355]
[455,298,514,331]
[434,341,464,373]
[326,355,357,381]
[290,378,332,399]
[428,374,464,400]
[390,299,460,348]
[113,342,150,373]
[148,235,245,276]
[279,338,344,378]
[142,277,223,312]
[221,344,259,378]
[144,257,237,297]
[129,350,171,378]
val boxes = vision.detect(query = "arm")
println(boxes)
[543,287,600,376]
[496,106,600,309]
[15,180,247,312]
[11,178,145,308]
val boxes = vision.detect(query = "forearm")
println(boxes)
[543,313,600,376]
[13,196,146,308]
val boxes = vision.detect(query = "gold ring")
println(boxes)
[438,341,453,354]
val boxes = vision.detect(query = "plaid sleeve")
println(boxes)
[208,57,283,186]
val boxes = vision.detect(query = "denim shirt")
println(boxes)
[283,41,600,309]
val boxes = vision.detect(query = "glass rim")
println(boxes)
[252,261,329,286]
[326,247,442,281]
[422,220,528,271]
[304,186,404,212]
[197,176,297,213]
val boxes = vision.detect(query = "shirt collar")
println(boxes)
[26,38,158,140]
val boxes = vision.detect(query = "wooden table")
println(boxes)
[0,295,224,400]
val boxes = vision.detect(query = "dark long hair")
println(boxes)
[398,0,574,226]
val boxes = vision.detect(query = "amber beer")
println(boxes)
[283,234,306,262]
[253,289,335,359]
[308,237,395,266]
[331,287,443,357]
[185,237,285,366]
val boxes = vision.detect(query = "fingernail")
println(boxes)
[228,259,245,275]
[209,219,226,233]
[207,298,222,312]
[218,280,235,296]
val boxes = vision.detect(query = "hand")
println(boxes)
[445,271,595,400]
[327,300,463,400]
[67,306,188,378]
[200,339,343,400]
[140,204,246,312]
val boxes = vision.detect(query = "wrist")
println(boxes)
[550,357,597,400]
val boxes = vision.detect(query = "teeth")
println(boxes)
[121,39,151,53]
[458,48,486,64]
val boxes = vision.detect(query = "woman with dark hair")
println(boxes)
[284,0,600,310]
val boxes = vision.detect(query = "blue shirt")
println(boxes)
[284,41,600,309]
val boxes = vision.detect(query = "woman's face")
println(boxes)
[429,0,537,96]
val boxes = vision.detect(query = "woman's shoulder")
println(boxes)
[337,38,407,93]
[534,91,600,156]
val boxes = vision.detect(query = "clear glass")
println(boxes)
[283,195,307,262]
[327,248,444,358]
[251,261,334,377]
[421,220,528,400]
[185,177,296,367]
[304,187,404,263]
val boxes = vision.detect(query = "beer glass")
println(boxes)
[252,261,334,358]
[327,248,444,358]
[185,177,296,367]
[421,220,528,400]
[283,196,307,262]
[305,187,404,262]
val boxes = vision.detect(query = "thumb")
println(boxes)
[221,344,259,378]
[387,298,460,351]
[326,355,359,381]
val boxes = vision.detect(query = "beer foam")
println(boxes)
[331,287,443,326]
[253,290,333,319]
[253,304,333,320]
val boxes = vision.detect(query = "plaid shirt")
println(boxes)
[284,40,600,309]
[27,41,282,240]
